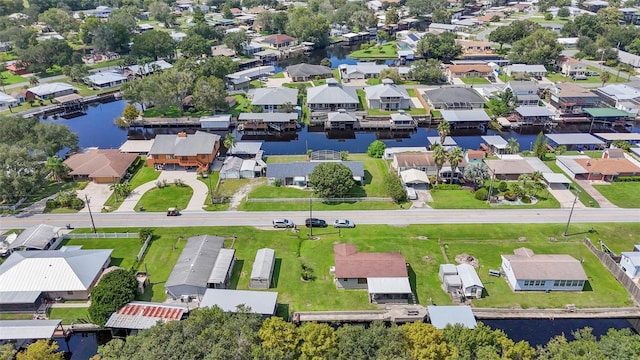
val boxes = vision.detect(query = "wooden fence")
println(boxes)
[245,196,393,203]
[584,237,640,306]
[64,232,139,239]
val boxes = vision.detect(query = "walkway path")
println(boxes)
[116,169,208,212]
[228,178,263,210]
[575,180,617,208]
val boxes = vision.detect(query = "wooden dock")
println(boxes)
[473,307,640,319]
[293,305,427,324]
[129,117,202,128]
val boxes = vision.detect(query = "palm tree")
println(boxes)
[45,156,69,182]
[506,137,520,154]
[223,133,236,152]
[437,120,451,145]
[447,146,464,183]
[29,76,40,86]
[464,162,489,191]
[432,144,448,184]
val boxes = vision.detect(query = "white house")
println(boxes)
[85,72,128,89]
[620,250,640,279]
[505,64,548,79]
[0,92,19,110]
[364,79,411,111]
[501,248,588,292]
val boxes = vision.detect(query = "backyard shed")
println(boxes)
[439,264,457,281]
[105,302,188,335]
[443,274,462,293]
[427,305,477,329]
[250,248,276,289]
[457,264,484,298]
[207,248,236,289]
[201,289,278,316]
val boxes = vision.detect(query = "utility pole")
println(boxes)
[208,172,214,205]
[85,194,97,233]
[487,173,495,203]
[563,188,580,236]
[309,192,313,238]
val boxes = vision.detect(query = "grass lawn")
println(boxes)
[65,223,638,310]
[88,59,122,70]
[431,110,442,118]
[498,73,512,82]
[47,308,90,324]
[406,88,416,97]
[19,180,86,210]
[0,52,18,62]
[266,155,308,163]
[545,70,627,84]
[135,185,193,212]
[331,69,342,83]
[60,237,142,270]
[269,72,285,79]
[198,171,231,211]
[45,207,80,214]
[1,71,27,85]
[0,313,33,320]
[230,94,252,117]
[103,162,160,212]
[143,106,211,118]
[349,42,398,59]
[357,89,427,115]
[593,182,640,208]
[428,186,560,209]
[460,77,491,85]
[366,78,382,85]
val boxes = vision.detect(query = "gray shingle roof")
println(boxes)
[365,80,410,101]
[250,87,298,106]
[165,235,224,289]
[149,131,220,156]
[307,81,359,105]
[286,63,332,78]
[424,87,485,105]
[266,161,365,179]
[507,81,538,93]
[11,224,61,250]
[441,109,490,122]
[228,142,263,156]
[515,106,555,117]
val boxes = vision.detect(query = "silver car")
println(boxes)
[333,219,355,228]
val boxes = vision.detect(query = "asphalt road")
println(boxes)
[1,208,638,230]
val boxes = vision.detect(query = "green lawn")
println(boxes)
[498,73,512,82]
[349,42,398,59]
[406,88,417,97]
[266,155,308,163]
[593,182,640,208]
[230,94,252,117]
[428,186,560,209]
[357,89,427,115]
[0,52,18,62]
[143,106,211,118]
[135,185,193,212]
[18,181,85,210]
[431,110,442,119]
[545,70,627,84]
[47,307,90,324]
[60,237,142,270]
[1,71,27,85]
[366,78,382,85]
[45,207,80,214]
[64,223,638,310]
[460,77,491,85]
[331,69,342,83]
[87,59,123,70]
[198,171,231,211]
[102,161,160,212]
[269,72,285,79]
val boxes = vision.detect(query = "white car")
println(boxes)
[333,219,355,228]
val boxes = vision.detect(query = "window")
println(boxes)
[554,280,560,286]
[67,291,74,295]
[559,280,566,286]
[166,155,175,159]
[200,154,206,159]
[357,278,367,284]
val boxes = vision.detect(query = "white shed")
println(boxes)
[457,264,484,298]
[250,248,275,289]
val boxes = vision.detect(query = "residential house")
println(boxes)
[324,109,359,130]
[400,168,429,187]
[0,92,19,110]
[501,247,588,291]
[286,63,333,82]
[556,156,640,181]
[124,60,173,78]
[26,83,77,100]
[383,147,429,160]
[339,63,388,80]
[429,23,463,33]
[485,159,535,180]
[250,248,275,289]
[392,151,467,179]
[332,243,412,304]
[170,31,187,42]
[105,302,188,336]
[266,161,365,186]
[558,56,586,77]
[65,149,138,183]
[81,5,113,18]
[306,79,359,113]
[0,246,112,312]
[243,41,264,56]
[85,72,128,89]
[550,83,601,116]
[593,84,640,117]
[446,64,493,81]
[616,50,640,71]
[505,64,548,79]
[618,7,639,24]
[456,40,494,56]
[465,150,484,164]
[512,106,556,128]
[506,81,540,106]
[9,224,62,252]
[440,109,491,130]
[237,113,298,132]
[165,235,227,300]
[423,87,486,109]
[200,289,278,316]
[620,248,640,279]
[546,133,606,151]
[261,34,298,49]
[249,87,298,112]
[581,0,608,12]
[225,66,275,90]
[5,63,28,75]
[147,131,221,172]
[211,45,236,57]
[364,79,411,111]
[396,31,423,51]
[137,23,154,33]
[219,156,265,179]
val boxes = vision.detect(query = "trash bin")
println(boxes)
[139,206,144,211]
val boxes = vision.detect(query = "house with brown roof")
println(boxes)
[456,40,494,55]
[501,248,588,292]
[572,157,640,181]
[446,64,492,81]
[332,243,412,304]
[261,34,298,49]
[64,149,138,183]
[550,83,601,115]
[558,56,586,77]
[147,131,221,173]
[393,151,467,179]
[484,159,535,180]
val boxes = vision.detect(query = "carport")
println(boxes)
[543,172,572,189]
[400,169,430,188]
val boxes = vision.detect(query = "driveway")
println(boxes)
[116,169,209,212]
[547,183,585,209]
[575,179,617,208]
[264,73,292,87]
[77,183,113,213]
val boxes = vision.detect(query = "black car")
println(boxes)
[305,218,327,228]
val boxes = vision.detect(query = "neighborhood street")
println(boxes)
[1,207,638,230]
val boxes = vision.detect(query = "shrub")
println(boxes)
[139,228,154,243]
[521,195,532,203]
[45,199,59,210]
[616,176,640,182]
[385,172,407,203]
[300,261,315,281]
[156,179,168,188]
[504,191,517,201]
[433,184,462,190]
[498,181,508,192]
[273,179,283,187]
[70,197,84,210]
[367,140,386,158]
[474,188,488,200]
[174,179,185,187]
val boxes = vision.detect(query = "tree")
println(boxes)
[385,172,407,203]
[223,133,236,150]
[336,322,409,360]
[0,343,16,360]
[29,76,40,86]
[192,76,228,113]
[406,0,447,16]
[38,8,77,34]
[33,122,79,156]
[286,7,331,48]
[532,131,548,160]
[612,139,631,151]
[16,340,63,360]
[509,29,563,65]
[464,162,489,191]
[408,59,444,83]
[403,322,458,360]
[489,20,540,48]
[379,68,402,84]
[557,7,570,18]
[88,268,137,326]
[416,32,462,62]
[45,156,69,182]
[122,103,139,123]
[131,30,176,61]
[351,10,377,32]
[437,120,450,145]
[222,3,233,19]
[18,39,77,73]
[432,8,451,24]
[223,30,249,54]
[110,183,132,202]
[443,323,534,360]
[432,143,448,184]
[320,57,332,67]
[149,1,174,27]
[195,56,239,79]
[447,146,463,182]
[308,162,355,198]
[600,72,611,87]
[367,140,386,158]
[597,7,622,26]
[179,34,211,58]
[506,137,520,154]
[385,6,399,25]
[555,144,567,155]
[297,322,337,360]
[258,317,300,359]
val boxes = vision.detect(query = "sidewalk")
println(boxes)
[575,179,617,208]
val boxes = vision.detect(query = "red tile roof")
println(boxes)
[574,158,640,176]
[334,244,408,278]
[263,34,297,46]
[467,150,485,159]
[64,149,138,180]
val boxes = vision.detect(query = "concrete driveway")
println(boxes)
[547,183,585,209]
[77,182,113,213]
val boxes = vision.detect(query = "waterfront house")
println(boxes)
[620,249,640,280]
[339,63,388,81]
[512,106,556,128]
[237,112,298,132]
[249,87,298,112]
[124,60,172,78]
[556,155,640,181]
[9,224,62,252]
[147,131,220,173]
[243,41,264,56]
[546,133,605,151]
[332,243,412,304]
[423,87,486,109]
[593,84,640,118]
[306,79,359,113]
[440,109,491,130]
[26,83,77,100]
[85,72,128,89]
[501,248,588,292]
[261,34,298,49]
[79,5,112,18]
[581,0,608,12]
[201,289,278,316]
[225,66,275,90]
[325,109,358,130]
[485,159,535,180]
[392,151,466,179]
[266,161,365,186]
[250,248,275,289]
[446,64,493,82]
[583,107,634,130]
[286,63,333,82]
[383,147,429,160]
[549,83,601,116]
[364,79,411,111]
[105,302,188,336]
[0,91,19,110]
[504,64,547,79]
[558,56,586,77]
[0,246,112,312]
[505,81,540,106]
[465,150,484,164]
[64,149,138,184]
[220,156,264,179]
[165,235,227,300]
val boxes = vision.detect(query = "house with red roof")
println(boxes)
[261,34,298,49]
[332,243,412,304]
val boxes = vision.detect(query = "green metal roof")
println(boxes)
[583,108,632,117]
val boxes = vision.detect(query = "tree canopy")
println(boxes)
[308,162,355,198]
[131,30,176,61]
[416,32,462,62]
[509,29,563,65]
[88,269,137,326]
[367,140,386,158]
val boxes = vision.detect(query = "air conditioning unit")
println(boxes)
[329,266,335,275]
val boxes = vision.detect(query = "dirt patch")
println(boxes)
[455,253,479,267]
[416,236,429,240]
[228,179,261,210]
[422,256,433,262]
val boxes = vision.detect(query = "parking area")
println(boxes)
[77,182,113,213]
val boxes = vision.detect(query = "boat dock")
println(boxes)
[129,117,202,128]
[293,305,427,324]
[21,91,121,119]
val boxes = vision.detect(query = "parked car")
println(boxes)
[586,71,599,76]
[333,219,355,228]
[405,187,418,200]
[572,74,587,81]
[273,219,295,228]
[305,218,327,228]
[166,208,180,216]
